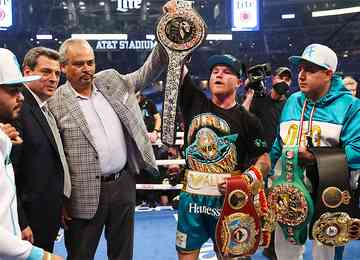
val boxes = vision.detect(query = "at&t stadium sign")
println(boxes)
[95,40,155,50]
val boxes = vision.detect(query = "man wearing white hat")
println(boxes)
[270,43,360,260]
[0,48,62,259]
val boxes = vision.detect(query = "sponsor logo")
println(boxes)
[188,203,221,217]
[115,0,142,12]
[95,40,155,50]
[254,138,267,149]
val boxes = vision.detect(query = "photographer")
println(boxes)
[242,67,292,149]
[242,66,292,260]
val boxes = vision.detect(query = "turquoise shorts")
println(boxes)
[176,191,223,252]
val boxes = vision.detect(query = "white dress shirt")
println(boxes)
[72,85,127,175]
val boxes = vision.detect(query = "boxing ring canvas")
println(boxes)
[54,209,360,259]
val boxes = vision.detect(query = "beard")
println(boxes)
[0,107,20,123]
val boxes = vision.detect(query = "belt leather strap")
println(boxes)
[307,147,360,245]
[215,174,261,258]
[268,146,314,245]
[243,166,273,248]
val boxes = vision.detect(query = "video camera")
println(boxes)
[246,63,272,95]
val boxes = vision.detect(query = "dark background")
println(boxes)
[1,0,360,104]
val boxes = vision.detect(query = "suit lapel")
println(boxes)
[22,88,59,154]
[62,82,97,150]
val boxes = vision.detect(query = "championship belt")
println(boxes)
[156,0,207,145]
[243,166,274,248]
[215,168,263,258]
[307,147,360,246]
[267,146,314,245]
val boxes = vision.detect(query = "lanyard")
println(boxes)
[297,99,316,146]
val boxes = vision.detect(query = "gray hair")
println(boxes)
[22,47,60,70]
[58,38,93,65]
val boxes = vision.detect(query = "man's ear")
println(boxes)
[236,78,242,88]
[23,66,32,76]
[326,70,334,79]
[60,64,67,74]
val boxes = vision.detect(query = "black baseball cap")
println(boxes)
[274,67,292,79]
[208,54,244,78]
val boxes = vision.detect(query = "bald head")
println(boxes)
[59,39,94,65]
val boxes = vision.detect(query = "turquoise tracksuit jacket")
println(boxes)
[270,75,360,172]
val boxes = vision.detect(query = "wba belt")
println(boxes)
[268,146,314,245]
[307,147,360,246]
[183,170,231,196]
[215,167,272,258]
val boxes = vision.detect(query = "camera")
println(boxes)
[246,63,272,94]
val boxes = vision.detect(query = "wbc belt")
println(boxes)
[307,147,360,246]
[268,146,314,245]
[215,167,265,258]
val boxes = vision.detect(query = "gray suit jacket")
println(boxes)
[48,46,164,219]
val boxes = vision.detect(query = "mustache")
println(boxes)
[82,73,96,79]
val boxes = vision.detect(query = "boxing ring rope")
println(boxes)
[136,132,185,191]
[136,184,183,190]
[155,159,185,166]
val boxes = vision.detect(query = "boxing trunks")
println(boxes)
[176,170,230,252]
[268,146,314,245]
[307,147,360,246]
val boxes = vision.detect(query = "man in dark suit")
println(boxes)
[11,47,71,252]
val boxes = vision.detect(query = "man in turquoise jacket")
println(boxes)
[270,44,360,260]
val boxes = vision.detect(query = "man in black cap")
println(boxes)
[242,66,292,149]
[174,53,270,260]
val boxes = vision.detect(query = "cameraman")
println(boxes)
[242,67,292,149]
[242,67,292,260]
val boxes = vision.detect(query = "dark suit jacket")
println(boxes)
[10,87,65,247]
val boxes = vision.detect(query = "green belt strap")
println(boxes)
[269,146,314,245]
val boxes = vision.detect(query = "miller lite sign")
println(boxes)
[231,0,260,31]
[115,0,142,12]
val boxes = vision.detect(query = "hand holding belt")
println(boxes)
[268,146,314,245]
[307,147,360,246]
[156,0,207,145]
[215,173,261,258]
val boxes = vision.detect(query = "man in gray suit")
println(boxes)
[48,34,166,258]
